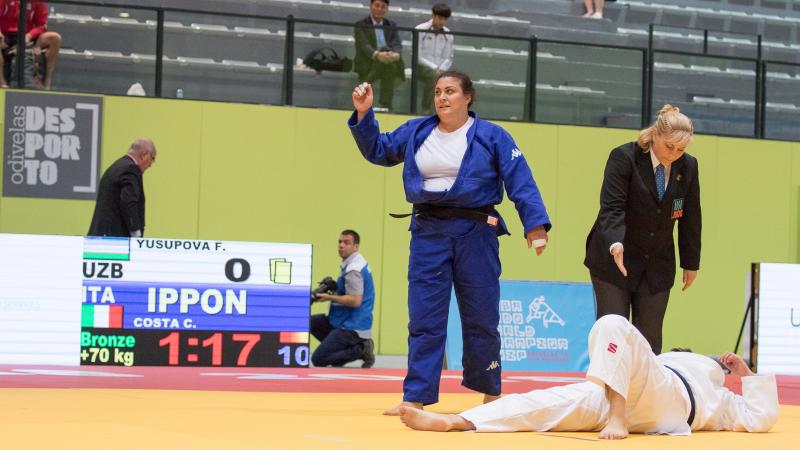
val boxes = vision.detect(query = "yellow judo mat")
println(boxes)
[2,390,798,450]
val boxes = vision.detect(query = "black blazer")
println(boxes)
[353,16,405,81]
[87,155,146,237]
[584,142,701,293]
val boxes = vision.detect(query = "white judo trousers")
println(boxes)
[460,314,779,434]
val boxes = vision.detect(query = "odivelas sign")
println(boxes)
[2,91,102,200]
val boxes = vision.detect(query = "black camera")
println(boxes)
[310,276,337,304]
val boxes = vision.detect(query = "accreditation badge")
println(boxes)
[672,198,684,219]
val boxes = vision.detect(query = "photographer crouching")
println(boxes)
[310,230,376,368]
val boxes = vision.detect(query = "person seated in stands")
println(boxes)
[0,0,61,89]
[354,0,404,111]
[582,0,604,19]
[416,3,454,115]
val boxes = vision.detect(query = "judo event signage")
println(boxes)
[2,91,102,200]
[0,233,312,367]
[446,280,596,372]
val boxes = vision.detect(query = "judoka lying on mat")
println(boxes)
[399,314,779,439]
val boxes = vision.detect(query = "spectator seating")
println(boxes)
[42,0,800,140]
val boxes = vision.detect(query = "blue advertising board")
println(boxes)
[445,280,596,372]
[82,281,310,331]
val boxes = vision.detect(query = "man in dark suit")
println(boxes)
[353,0,405,110]
[88,138,157,237]
[584,106,700,354]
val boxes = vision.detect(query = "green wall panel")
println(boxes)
[293,108,388,348]
[2,90,799,358]
[196,103,296,242]
[369,113,414,355]
[497,122,558,283]
[552,125,634,282]
[660,134,720,352]
[792,143,800,261]
[103,96,203,239]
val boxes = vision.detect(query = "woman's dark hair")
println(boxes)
[669,347,693,353]
[432,3,451,18]
[434,70,476,107]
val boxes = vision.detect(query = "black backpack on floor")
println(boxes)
[303,47,352,74]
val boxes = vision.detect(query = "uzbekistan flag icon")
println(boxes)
[83,237,130,261]
[82,304,124,328]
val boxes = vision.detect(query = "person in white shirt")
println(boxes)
[415,3,454,114]
[398,314,779,438]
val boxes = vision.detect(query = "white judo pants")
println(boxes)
[461,314,692,435]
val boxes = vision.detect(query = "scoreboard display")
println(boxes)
[0,233,312,367]
[754,263,800,375]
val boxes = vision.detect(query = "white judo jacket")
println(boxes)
[461,315,779,435]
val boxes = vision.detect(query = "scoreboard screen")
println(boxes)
[755,263,800,375]
[0,233,312,367]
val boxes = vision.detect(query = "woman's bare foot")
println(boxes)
[384,401,423,416]
[598,385,628,439]
[598,417,628,440]
[399,407,475,431]
[483,394,501,404]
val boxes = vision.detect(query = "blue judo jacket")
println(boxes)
[348,109,551,235]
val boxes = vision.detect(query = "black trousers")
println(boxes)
[590,274,670,354]
[309,314,366,367]
[365,62,400,108]
[417,65,437,115]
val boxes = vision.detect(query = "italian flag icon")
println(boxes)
[81,305,123,328]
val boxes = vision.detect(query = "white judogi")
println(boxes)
[461,315,779,434]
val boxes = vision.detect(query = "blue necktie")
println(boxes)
[375,26,386,49]
[655,164,665,201]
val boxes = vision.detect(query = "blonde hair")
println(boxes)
[637,104,694,150]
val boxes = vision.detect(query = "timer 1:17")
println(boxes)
[158,332,261,366]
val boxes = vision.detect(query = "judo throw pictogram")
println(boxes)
[525,296,565,328]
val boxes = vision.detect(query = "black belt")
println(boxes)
[665,365,696,427]
[389,204,498,227]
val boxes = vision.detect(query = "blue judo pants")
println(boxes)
[404,216,502,405]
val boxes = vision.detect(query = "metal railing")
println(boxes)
[10,0,800,140]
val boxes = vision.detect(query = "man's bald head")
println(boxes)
[128,138,157,172]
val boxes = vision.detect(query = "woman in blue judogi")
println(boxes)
[348,71,551,415]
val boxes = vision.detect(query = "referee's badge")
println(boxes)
[672,198,684,219]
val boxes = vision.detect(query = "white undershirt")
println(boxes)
[415,117,474,192]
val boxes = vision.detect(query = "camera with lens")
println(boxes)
[310,276,338,304]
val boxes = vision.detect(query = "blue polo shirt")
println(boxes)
[328,251,375,338]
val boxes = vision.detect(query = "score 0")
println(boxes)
[224,258,252,282]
